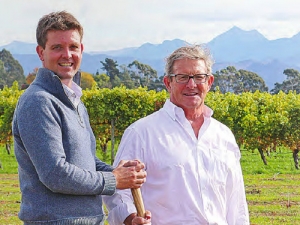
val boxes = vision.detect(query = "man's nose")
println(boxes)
[186,76,197,87]
[62,48,72,58]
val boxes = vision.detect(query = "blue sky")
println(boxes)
[1,0,300,52]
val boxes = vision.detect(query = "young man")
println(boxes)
[12,11,149,225]
[104,45,250,225]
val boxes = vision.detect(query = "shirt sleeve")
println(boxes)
[103,127,144,224]
[226,139,250,225]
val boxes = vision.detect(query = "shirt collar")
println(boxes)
[62,81,82,107]
[71,81,83,98]
[163,99,214,120]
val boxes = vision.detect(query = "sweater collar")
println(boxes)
[32,68,74,108]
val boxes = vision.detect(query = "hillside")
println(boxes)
[2,27,300,89]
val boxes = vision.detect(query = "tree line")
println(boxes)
[1,48,300,94]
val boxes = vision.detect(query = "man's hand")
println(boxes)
[124,211,151,225]
[112,160,147,189]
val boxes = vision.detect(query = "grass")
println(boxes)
[244,174,300,225]
[240,146,299,175]
[0,146,18,174]
[241,148,300,225]
[1,146,300,224]
[0,174,21,225]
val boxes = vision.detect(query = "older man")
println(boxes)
[104,44,250,225]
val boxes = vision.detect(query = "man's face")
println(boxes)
[163,58,214,112]
[36,29,83,86]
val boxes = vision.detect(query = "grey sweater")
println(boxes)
[12,68,116,225]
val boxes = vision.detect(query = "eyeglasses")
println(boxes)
[169,74,209,84]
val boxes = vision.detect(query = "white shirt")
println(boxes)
[62,81,82,108]
[103,99,250,225]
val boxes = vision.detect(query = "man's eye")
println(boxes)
[178,75,188,79]
[70,45,79,50]
[195,75,205,79]
[53,46,61,50]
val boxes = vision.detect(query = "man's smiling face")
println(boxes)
[36,29,83,87]
[164,58,214,113]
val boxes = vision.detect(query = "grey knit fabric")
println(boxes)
[13,68,116,224]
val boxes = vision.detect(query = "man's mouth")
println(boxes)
[184,93,198,96]
[59,63,73,67]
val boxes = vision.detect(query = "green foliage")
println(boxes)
[97,58,165,91]
[272,69,300,94]
[100,58,120,84]
[2,83,300,166]
[118,64,136,89]
[0,60,5,87]
[80,71,96,89]
[94,73,111,88]
[128,60,158,88]
[0,49,26,87]
[0,81,23,146]
[212,66,268,93]
[82,86,168,162]
[206,91,300,162]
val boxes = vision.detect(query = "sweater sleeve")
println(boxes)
[96,157,116,195]
[95,156,115,171]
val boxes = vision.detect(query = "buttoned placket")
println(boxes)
[62,82,84,126]
[175,107,211,222]
[197,117,211,222]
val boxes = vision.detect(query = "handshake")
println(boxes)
[112,159,151,225]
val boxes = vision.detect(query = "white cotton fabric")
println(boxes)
[62,81,82,108]
[103,99,250,225]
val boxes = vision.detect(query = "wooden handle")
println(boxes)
[131,188,145,217]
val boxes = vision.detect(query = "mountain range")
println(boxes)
[2,26,300,90]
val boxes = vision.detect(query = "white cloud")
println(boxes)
[1,0,300,51]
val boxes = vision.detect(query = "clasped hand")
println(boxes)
[112,159,147,189]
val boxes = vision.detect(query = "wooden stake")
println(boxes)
[131,188,145,217]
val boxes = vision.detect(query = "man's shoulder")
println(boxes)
[21,85,51,101]
[128,109,164,131]
[208,117,236,138]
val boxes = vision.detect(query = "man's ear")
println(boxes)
[36,45,44,61]
[163,75,171,92]
[80,43,84,53]
[207,75,214,90]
